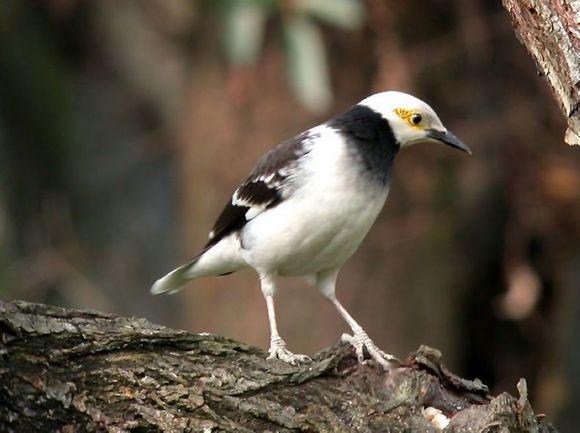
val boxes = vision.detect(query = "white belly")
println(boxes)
[242,187,387,275]
[240,128,389,276]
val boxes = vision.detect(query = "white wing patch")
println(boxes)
[231,188,270,221]
[231,189,253,207]
[205,127,320,247]
[245,205,267,220]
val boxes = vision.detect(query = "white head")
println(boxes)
[360,91,471,153]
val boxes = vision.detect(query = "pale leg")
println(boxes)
[317,269,398,369]
[260,273,311,365]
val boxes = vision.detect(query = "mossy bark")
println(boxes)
[0,301,557,432]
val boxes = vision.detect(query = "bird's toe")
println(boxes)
[341,330,399,370]
[286,353,312,365]
[268,341,311,365]
[280,350,311,365]
[340,333,365,362]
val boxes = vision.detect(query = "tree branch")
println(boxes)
[0,300,557,432]
[502,0,580,145]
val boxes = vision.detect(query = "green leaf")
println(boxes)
[294,0,365,30]
[224,1,267,66]
[284,15,332,113]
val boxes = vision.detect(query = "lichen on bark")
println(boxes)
[0,300,558,432]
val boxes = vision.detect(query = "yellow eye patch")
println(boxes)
[394,108,423,128]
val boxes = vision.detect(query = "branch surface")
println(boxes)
[502,0,580,145]
[0,301,557,432]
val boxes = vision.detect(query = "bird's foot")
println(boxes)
[267,337,312,365]
[341,328,400,370]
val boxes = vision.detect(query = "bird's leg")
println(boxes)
[260,274,311,365]
[316,269,398,370]
[331,297,399,369]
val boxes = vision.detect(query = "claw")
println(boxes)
[267,338,312,365]
[341,329,399,370]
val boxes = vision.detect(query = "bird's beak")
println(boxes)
[426,129,472,155]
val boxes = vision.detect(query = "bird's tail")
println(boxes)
[151,235,245,295]
[150,255,202,295]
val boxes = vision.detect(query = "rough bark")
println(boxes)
[502,0,580,145]
[0,301,558,433]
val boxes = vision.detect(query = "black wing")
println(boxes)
[205,130,313,248]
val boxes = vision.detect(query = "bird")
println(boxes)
[151,91,471,369]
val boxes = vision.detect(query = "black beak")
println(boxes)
[426,129,472,155]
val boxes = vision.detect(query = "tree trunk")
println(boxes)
[502,0,580,145]
[0,301,558,432]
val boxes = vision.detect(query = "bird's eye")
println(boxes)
[410,113,422,125]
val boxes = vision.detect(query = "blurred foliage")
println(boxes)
[220,0,365,112]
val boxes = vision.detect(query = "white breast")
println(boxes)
[240,126,389,276]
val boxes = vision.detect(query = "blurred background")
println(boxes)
[0,0,579,429]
